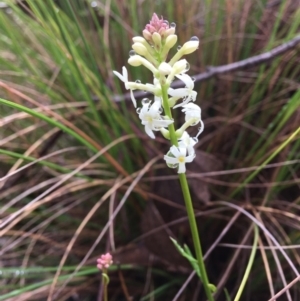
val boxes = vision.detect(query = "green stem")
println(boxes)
[234,225,259,301]
[161,84,214,301]
[102,272,109,301]
[104,283,108,301]
[161,84,178,146]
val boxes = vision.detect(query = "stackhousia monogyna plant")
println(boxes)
[114,13,215,301]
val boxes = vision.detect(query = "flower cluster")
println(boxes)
[97,253,113,270]
[113,13,204,173]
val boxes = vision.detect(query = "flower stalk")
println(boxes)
[97,253,113,301]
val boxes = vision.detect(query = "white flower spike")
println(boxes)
[138,101,173,139]
[113,13,204,173]
[164,145,195,173]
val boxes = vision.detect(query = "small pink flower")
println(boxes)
[97,253,113,270]
[145,13,168,33]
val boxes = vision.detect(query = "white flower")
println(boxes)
[113,66,137,108]
[166,59,189,85]
[168,74,197,108]
[181,103,201,125]
[178,132,197,156]
[138,101,173,139]
[164,145,195,173]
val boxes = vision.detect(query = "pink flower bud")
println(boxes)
[143,29,152,41]
[164,28,175,37]
[143,13,172,43]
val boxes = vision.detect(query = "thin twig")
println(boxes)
[268,275,300,301]
[193,35,300,82]
[112,35,300,102]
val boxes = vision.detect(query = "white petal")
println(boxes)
[113,70,125,82]
[183,104,201,123]
[154,97,162,108]
[186,144,196,156]
[168,88,189,98]
[173,97,192,108]
[178,141,186,149]
[185,154,195,163]
[148,104,160,114]
[180,135,196,151]
[130,89,137,108]
[141,102,151,112]
[170,145,180,157]
[164,156,178,164]
[151,100,162,112]
[190,91,197,101]
[167,87,175,95]
[196,120,205,137]
[179,131,189,141]
[154,96,162,104]
[177,162,186,173]
[140,120,148,126]
[176,74,194,89]
[152,119,173,128]
[145,125,155,139]
[182,103,200,112]
[122,66,128,81]
[178,147,187,156]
